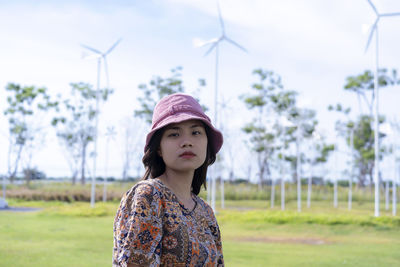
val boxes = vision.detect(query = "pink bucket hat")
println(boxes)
[145,93,223,153]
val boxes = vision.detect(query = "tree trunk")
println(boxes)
[271,179,275,208]
[25,170,32,186]
[72,169,77,185]
[258,153,264,190]
[385,180,389,211]
[81,144,86,185]
[307,173,312,208]
[258,165,264,190]
[9,144,24,184]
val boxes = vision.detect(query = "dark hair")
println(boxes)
[141,123,216,195]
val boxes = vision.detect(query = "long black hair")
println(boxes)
[141,123,216,195]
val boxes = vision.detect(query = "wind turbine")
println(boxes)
[364,0,400,217]
[194,0,247,212]
[103,126,116,202]
[81,38,122,207]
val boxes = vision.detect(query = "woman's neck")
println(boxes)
[159,169,194,201]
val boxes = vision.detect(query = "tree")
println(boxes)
[120,116,145,180]
[241,69,284,188]
[23,167,46,184]
[241,69,318,188]
[344,69,399,115]
[134,66,207,124]
[3,83,58,183]
[328,68,398,187]
[306,133,334,207]
[283,107,319,183]
[352,115,389,187]
[52,82,113,185]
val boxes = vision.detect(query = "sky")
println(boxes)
[1,0,400,181]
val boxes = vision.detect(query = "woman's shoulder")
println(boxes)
[121,179,165,205]
[116,179,166,220]
[126,179,164,195]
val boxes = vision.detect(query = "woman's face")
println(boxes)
[159,119,208,173]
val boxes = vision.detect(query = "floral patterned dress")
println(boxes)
[113,178,224,266]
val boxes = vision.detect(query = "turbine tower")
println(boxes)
[81,38,122,207]
[195,0,247,212]
[364,0,400,217]
[103,126,116,202]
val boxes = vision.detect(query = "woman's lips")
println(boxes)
[179,151,196,158]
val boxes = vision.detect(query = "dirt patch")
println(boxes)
[234,236,329,245]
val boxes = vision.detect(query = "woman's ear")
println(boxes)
[158,148,162,157]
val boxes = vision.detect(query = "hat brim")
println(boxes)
[145,113,223,154]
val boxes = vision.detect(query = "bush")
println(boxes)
[23,168,46,181]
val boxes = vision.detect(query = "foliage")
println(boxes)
[134,66,207,124]
[5,183,125,202]
[351,115,388,186]
[52,82,113,184]
[241,69,290,187]
[344,68,399,115]
[3,83,58,183]
[6,180,394,205]
[329,68,398,186]
[23,168,46,184]
[241,68,323,185]
[314,143,335,164]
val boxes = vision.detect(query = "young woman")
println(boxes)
[113,93,224,266]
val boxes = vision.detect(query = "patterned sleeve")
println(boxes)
[113,182,163,267]
[205,205,224,266]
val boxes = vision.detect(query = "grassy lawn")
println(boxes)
[221,221,400,266]
[0,199,399,266]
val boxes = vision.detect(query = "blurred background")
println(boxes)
[1,0,400,183]
[1,1,400,265]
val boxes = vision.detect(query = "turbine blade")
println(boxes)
[367,0,378,15]
[224,37,248,53]
[381,12,400,17]
[204,42,218,56]
[105,38,122,55]
[82,53,102,60]
[365,19,378,53]
[81,44,102,54]
[193,37,219,47]
[217,0,225,34]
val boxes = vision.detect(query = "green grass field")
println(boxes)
[1,199,400,267]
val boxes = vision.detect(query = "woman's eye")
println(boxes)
[168,132,179,137]
[193,130,202,135]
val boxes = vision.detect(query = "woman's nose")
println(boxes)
[180,138,193,147]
